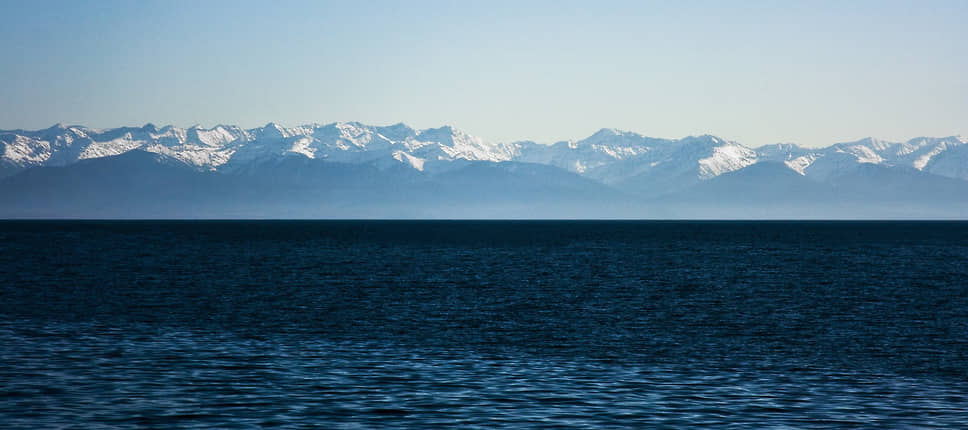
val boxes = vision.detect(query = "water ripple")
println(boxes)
[2,221,968,427]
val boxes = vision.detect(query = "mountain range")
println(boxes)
[2,122,967,218]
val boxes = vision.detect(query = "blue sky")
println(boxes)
[1,0,965,147]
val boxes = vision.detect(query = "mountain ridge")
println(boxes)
[4,122,965,182]
[2,122,967,218]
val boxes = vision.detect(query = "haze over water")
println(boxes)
[2,220,967,427]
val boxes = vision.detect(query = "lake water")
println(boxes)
[1,221,967,428]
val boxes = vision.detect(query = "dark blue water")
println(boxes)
[1,221,967,428]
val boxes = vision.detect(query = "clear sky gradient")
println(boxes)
[1,0,965,147]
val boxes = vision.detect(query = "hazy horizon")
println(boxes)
[2,0,966,148]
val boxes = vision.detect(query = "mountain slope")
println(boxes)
[0,153,646,218]
[2,122,967,218]
[662,162,968,219]
[0,150,219,218]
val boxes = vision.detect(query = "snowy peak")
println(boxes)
[840,137,892,151]
[516,128,660,177]
[2,123,967,184]
[45,123,69,133]
[578,128,655,149]
[757,136,968,180]
[257,122,288,139]
[585,127,634,142]
[415,125,458,143]
[186,125,245,147]
[411,125,517,164]
[514,131,756,187]
[642,134,757,180]
[217,122,516,170]
[697,142,757,179]
[375,123,416,141]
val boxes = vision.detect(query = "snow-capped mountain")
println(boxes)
[756,136,968,180]
[515,129,758,186]
[2,121,967,218]
[0,123,247,171]
[0,122,527,176]
[4,122,965,183]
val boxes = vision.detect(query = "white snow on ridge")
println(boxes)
[4,124,968,183]
[79,134,143,160]
[697,144,757,179]
[287,137,317,159]
[144,143,237,169]
[420,126,518,163]
[2,135,52,164]
[913,142,949,170]
[191,125,243,147]
[513,129,660,180]
[839,145,884,164]
[335,122,373,148]
[392,150,426,171]
[595,144,649,159]
[784,155,817,175]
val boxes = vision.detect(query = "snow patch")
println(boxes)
[913,142,949,170]
[193,126,239,147]
[698,145,757,179]
[783,155,816,175]
[392,150,425,171]
[2,135,52,164]
[840,145,884,164]
[287,137,316,159]
[79,135,144,160]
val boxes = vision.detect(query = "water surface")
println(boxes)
[1,221,967,427]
